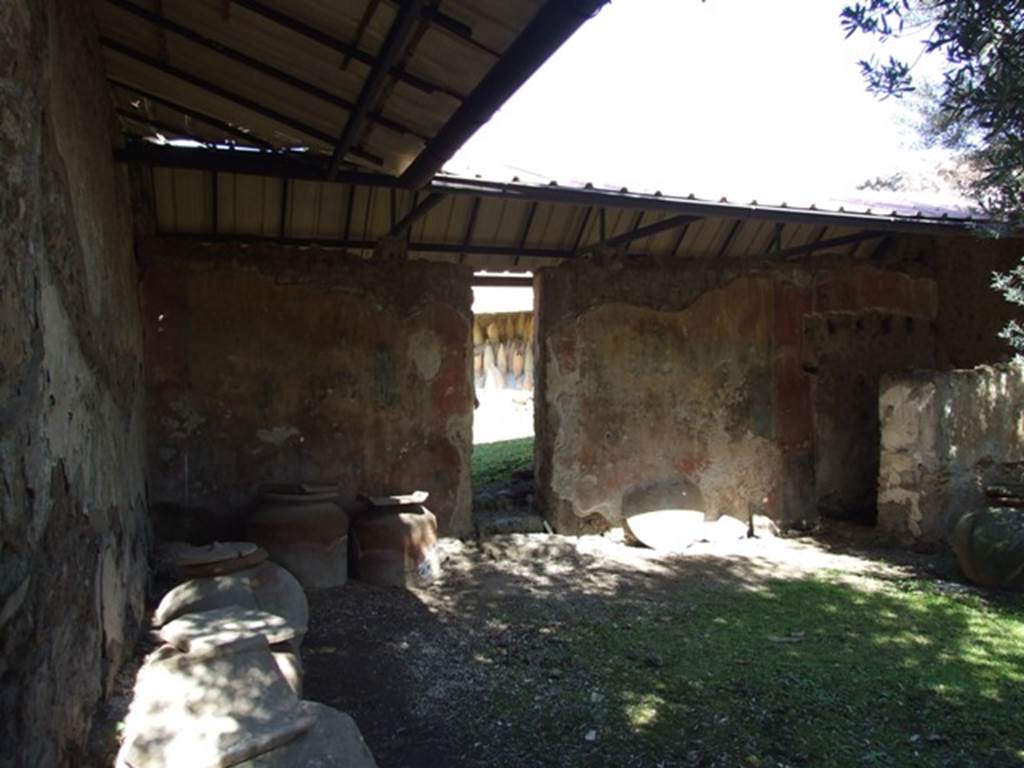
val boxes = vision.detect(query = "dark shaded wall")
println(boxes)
[928,234,1023,368]
[535,238,1022,534]
[0,1,148,765]
[141,240,474,537]
[804,237,1023,522]
[803,265,941,521]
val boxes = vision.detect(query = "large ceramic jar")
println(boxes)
[953,507,1024,591]
[348,501,440,589]
[247,486,349,589]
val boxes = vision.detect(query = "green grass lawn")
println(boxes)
[472,437,533,487]
[478,578,1024,767]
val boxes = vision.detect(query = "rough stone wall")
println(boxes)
[878,364,1024,544]
[0,1,148,765]
[535,263,799,534]
[141,240,474,537]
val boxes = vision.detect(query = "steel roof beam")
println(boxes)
[155,233,569,259]
[429,179,971,236]
[763,222,785,255]
[101,37,384,167]
[225,0,463,100]
[513,201,539,265]
[582,212,701,255]
[113,145,978,236]
[399,0,610,188]
[105,0,427,142]
[144,233,888,266]
[345,0,383,69]
[388,191,446,237]
[459,197,482,263]
[379,0,500,58]
[716,220,743,258]
[605,212,700,248]
[329,0,424,178]
[571,206,594,252]
[146,232,894,265]
[777,231,885,259]
[669,221,692,257]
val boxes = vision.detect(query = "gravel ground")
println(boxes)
[301,527,954,767]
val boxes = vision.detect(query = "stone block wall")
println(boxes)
[141,240,474,537]
[0,1,149,765]
[878,364,1024,544]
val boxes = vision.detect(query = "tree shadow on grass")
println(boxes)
[541,579,1024,768]
[302,537,1024,768]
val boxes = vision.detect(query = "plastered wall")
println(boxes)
[535,262,804,533]
[534,239,1021,534]
[141,240,475,537]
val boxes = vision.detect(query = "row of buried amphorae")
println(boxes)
[246,485,439,591]
[473,311,535,392]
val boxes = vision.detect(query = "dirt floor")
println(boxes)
[302,526,959,768]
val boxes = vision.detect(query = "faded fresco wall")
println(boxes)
[535,263,812,534]
[141,240,474,537]
[533,248,1018,535]
[878,364,1024,544]
[0,1,149,765]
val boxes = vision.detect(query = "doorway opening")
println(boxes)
[804,310,938,526]
[470,274,543,535]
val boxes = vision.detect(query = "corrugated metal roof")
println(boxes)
[95,0,575,177]
[146,168,980,270]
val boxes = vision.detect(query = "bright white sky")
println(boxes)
[447,0,963,208]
